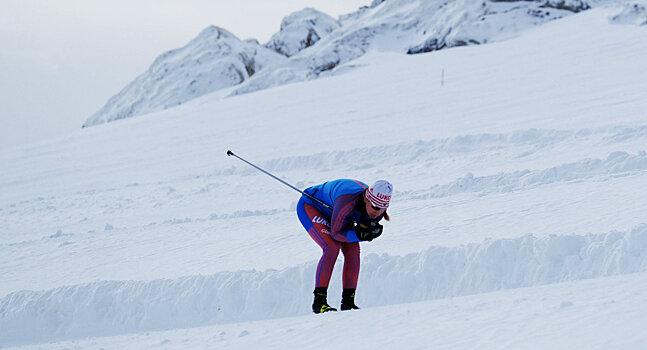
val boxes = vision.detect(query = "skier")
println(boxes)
[296,179,393,313]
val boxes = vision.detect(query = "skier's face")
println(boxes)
[364,196,386,219]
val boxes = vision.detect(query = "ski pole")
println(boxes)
[226,150,333,210]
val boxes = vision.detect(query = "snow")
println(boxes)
[1,2,647,349]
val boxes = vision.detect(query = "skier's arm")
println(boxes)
[330,194,360,242]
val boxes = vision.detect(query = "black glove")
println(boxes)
[355,221,383,241]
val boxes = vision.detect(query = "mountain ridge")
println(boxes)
[83,0,603,127]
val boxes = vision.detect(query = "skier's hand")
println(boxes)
[369,221,383,240]
[356,229,373,241]
[356,221,383,241]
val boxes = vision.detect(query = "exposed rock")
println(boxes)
[540,0,591,13]
[265,8,341,57]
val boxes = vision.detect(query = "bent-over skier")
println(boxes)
[296,179,393,313]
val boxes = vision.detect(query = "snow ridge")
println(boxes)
[407,150,647,200]
[216,125,647,176]
[2,225,646,346]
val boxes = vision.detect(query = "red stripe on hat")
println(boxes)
[366,189,389,208]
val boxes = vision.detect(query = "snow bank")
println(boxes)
[363,224,647,304]
[2,224,646,346]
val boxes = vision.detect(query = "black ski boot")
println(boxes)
[340,288,360,311]
[312,287,337,314]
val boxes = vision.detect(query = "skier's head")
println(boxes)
[366,180,392,209]
[364,180,392,219]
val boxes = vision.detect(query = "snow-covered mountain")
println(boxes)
[82,27,285,127]
[85,0,601,127]
[2,1,647,349]
[232,0,595,96]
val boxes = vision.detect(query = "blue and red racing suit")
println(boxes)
[296,179,385,289]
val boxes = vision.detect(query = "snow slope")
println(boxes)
[1,2,647,348]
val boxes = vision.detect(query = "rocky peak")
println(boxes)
[265,8,341,57]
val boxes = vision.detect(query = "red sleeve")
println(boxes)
[329,193,361,242]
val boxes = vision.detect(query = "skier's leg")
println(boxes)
[340,242,361,311]
[297,197,340,313]
[297,198,341,288]
[340,242,360,290]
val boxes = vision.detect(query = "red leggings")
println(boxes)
[297,197,360,289]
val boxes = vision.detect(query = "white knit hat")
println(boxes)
[365,180,393,209]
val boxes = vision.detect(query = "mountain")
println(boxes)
[232,0,594,96]
[82,26,286,127]
[85,0,599,127]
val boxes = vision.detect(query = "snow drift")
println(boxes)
[2,225,646,346]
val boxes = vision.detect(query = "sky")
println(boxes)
[0,0,369,151]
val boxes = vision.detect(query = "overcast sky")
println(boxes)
[0,0,369,150]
